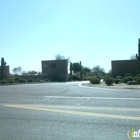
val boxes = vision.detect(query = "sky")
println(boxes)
[0,0,140,73]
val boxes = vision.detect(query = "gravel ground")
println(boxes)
[82,81,140,90]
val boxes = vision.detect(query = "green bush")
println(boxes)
[27,78,34,82]
[104,76,111,82]
[82,77,90,81]
[45,79,50,82]
[133,76,138,81]
[136,78,140,84]
[137,74,140,77]
[8,80,14,83]
[15,77,20,82]
[105,77,113,85]
[1,80,6,84]
[116,76,123,79]
[51,77,58,81]
[124,73,132,77]
[18,79,26,83]
[90,78,100,84]
[97,76,101,80]
[126,76,133,81]
[124,76,133,83]
[38,79,45,82]
[116,76,124,83]
[72,75,80,81]
[114,79,120,84]
[34,79,39,82]
[123,77,129,83]
[68,77,72,81]
[127,81,137,85]
[58,78,64,82]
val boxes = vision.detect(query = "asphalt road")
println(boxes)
[0,82,140,140]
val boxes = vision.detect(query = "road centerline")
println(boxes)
[4,104,140,121]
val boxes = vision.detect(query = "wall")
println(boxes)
[111,60,139,77]
[0,66,10,78]
[42,60,68,81]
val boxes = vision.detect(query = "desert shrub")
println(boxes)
[136,78,140,84]
[38,79,45,82]
[123,77,129,83]
[51,77,58,81]
[116,76,123,79]
[1,80,6,84]
[15,77,20,82]
[45,79,50,82]
[124,73,132,77]
[90,78,100,84]
[126,76,133,81]
[96,76,101,80]
[114,76,124,83]
[114,79,120,84]
[8,80,14,83]
[68,77,72,81]
[116,76,124,83]
[18,79,26,83]
[124,76,133,83]
[72,75,80,81]
[58,78,65,82]
[82,77,90,81]
[27,78,34,82]
[104,76,112,82]
[120,79,124,83]
[133,76,138,81]
[34,79,39,82]
[127,81,137,85]
[105,77,113,85]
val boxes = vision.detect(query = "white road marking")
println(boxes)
[44,96,140,101]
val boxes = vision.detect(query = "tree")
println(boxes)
[37,72,42,75]
[82,67,91,76]
[21,70,38,75]
[70,62,73,80]
[130,54,137,60]
[21,71,29,75]
[55,54,70,64]
[55,54,65,60]
[12,66,22,75]
[72,63,81,74]
[17,66,22,74]
[28,71,37,75]
[92,65,105,76]
[106,70,112,77]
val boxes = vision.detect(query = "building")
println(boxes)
[111,60,139,77]
[0,66,10,79]
[42,59,68,81]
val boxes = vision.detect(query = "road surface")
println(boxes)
[0,82,140,140]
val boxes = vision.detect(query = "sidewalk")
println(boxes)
[82,81,140,90]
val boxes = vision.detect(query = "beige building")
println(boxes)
[42,60,68,81]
